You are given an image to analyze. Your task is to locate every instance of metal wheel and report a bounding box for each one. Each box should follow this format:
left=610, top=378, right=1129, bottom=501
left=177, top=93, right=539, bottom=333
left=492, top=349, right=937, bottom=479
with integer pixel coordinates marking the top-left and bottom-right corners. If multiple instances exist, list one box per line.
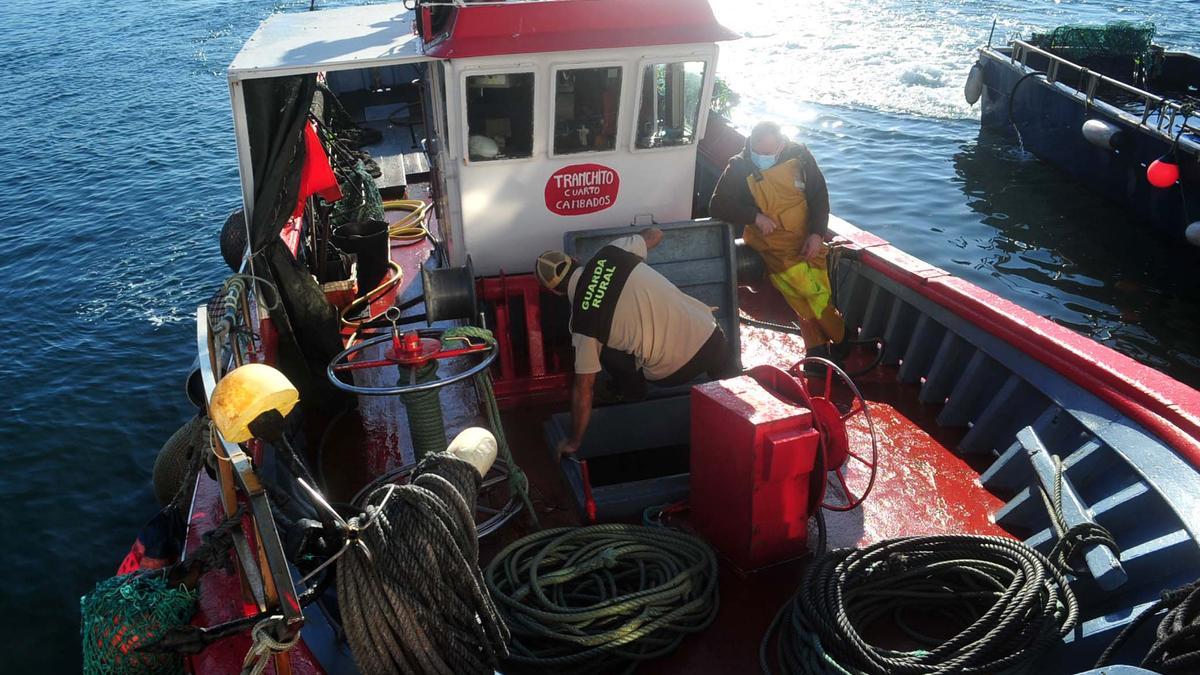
left=326, top=313, right=496, bottom=396
left=791, top=356, right=880, bottom=512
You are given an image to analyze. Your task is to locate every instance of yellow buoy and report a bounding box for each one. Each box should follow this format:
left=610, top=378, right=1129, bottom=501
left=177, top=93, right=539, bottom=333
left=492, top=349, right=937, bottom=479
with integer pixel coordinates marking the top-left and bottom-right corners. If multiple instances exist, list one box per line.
left=209, top=363, right=299, bottom=443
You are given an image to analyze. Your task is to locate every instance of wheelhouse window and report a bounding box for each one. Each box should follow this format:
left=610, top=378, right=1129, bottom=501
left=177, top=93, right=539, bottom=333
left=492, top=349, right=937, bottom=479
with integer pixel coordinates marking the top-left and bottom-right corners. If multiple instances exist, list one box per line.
left=553, top=66, right=622, bottom=155
left=635, top=61, right=706, bottom=149
left=465, top=72, right=534, bottom=161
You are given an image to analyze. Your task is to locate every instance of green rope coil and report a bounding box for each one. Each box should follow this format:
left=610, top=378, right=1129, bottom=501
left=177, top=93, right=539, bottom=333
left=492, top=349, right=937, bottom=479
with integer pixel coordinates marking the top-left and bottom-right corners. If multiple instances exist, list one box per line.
left=399, top=359, right=444, bottom=461
left=485, top=524, right=719, bottom=674
left=81, top=571, right=197, bottom=675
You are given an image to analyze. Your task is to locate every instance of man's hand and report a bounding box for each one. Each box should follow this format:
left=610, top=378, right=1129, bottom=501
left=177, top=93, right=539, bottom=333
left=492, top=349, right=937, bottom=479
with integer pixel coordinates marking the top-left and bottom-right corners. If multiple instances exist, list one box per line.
left=755, top=212, right=779, bottom=236
left=639, top=227, right=664, bottom=251
left=802, top=233, right=824, bottom=260
left=556, top=439, right=579, bottom=458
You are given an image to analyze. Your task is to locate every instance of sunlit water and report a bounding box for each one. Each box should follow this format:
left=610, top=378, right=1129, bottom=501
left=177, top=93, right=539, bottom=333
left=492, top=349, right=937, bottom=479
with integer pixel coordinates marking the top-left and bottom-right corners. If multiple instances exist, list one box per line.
left=0, top=0, right=1196, bottom=670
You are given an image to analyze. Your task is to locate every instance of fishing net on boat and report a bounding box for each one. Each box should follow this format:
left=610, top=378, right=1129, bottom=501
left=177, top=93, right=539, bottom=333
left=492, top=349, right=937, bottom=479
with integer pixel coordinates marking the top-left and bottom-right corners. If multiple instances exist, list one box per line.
left=1029, top=21, right=1156, bottom=61
left=80, top=571, right=197, bottom=675
left=330, top=160, right=385, bottom=229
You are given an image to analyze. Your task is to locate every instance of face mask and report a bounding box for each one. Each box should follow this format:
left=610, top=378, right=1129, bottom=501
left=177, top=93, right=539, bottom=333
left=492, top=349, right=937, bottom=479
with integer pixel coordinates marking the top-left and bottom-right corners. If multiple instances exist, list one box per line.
left=750, top=151, right=778, bottom=171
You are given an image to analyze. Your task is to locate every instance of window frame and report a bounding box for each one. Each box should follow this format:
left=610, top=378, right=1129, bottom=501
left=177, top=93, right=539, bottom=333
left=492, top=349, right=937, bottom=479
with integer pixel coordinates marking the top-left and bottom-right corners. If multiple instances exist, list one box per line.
left=459, top=65, right=538, bottom=165
left=546, top=61, right=626, bottom=159
left=629, top=56, right=712, bottom=154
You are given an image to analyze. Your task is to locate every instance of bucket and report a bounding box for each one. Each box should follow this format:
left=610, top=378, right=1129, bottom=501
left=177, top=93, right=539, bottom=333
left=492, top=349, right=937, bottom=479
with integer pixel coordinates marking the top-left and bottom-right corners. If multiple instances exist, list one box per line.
left=332, top=220, right=389, bottom=297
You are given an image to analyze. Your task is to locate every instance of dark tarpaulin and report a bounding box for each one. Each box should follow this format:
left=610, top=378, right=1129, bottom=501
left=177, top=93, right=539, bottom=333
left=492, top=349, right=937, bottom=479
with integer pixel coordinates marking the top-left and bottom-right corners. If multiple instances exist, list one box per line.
left=242, top=75, right=346, bottom=412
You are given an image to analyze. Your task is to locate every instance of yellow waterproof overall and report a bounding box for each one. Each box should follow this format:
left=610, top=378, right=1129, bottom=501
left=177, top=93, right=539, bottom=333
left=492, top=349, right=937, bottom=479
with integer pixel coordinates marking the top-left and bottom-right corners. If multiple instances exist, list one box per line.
left=744, top=158, right=845, bottom=345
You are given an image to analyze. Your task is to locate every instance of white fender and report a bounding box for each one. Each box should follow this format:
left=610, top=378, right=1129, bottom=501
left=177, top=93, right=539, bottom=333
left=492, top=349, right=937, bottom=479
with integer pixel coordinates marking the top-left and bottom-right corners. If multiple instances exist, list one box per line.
left=1186, top=221, right=1200, bottom=247
left=445, top=427, right=498, bottom=477
left=964, top=63, right=984, bottom=106
left=1082, top=118, right=1125, bottom=150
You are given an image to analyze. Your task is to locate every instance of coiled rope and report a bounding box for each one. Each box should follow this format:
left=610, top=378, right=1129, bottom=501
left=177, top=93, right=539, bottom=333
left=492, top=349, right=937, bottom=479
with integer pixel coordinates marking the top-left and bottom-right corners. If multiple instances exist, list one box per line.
left=399, top=359, right=446, bottom=461
left=337, top=453, right=510, bottom=675
left=485, top=524, right=719, bottom=674
left=1096, top=577, right=1200, bottom=673
left=761, top=534, right=1079, bottom=675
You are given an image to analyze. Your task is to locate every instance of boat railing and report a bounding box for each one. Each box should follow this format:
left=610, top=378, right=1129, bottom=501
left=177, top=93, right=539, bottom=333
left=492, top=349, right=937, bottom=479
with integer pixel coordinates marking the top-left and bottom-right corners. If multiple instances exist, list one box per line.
left=1007, top=39, right=1196, bottom=144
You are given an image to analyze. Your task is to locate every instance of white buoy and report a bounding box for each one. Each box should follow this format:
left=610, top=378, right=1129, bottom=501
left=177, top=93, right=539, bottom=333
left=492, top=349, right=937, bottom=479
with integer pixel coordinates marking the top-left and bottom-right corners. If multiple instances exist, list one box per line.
left=964, top=63, right=984, bottom=105
left=445, top=427, right=498, bottom=477
left=1082, top=118, right=1124, bottom=150
left=1186, top=221, right=1200, bottom=247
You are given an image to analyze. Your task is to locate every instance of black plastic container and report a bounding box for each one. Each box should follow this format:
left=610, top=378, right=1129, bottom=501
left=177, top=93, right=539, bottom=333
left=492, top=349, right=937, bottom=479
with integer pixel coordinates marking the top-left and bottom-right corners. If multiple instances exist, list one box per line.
left=332, top=219, right=389, bottom=297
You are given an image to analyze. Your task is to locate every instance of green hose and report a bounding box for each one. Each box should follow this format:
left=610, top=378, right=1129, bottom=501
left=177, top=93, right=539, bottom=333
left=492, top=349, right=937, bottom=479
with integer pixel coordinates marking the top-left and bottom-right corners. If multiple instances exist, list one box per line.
left=399, top=359, right=444, bottom=461
left=484, top=524, right=720, bottom=674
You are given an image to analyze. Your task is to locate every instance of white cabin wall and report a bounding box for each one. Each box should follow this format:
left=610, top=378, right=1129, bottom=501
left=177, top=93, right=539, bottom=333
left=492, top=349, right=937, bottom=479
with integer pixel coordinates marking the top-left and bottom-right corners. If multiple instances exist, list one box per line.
left=442, top=44, right=719, bottom=275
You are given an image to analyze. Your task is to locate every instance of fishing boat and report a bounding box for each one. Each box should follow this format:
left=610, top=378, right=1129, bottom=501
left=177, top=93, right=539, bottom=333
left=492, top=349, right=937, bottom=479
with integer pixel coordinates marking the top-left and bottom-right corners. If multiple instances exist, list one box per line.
left=82, top=2, right=1200, bottom=674
left=966, top=21, right=1200, bottom=246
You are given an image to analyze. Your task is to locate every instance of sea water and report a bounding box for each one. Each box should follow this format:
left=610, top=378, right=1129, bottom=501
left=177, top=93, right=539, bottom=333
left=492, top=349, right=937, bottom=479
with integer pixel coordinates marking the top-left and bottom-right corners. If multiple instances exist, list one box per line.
left=0, top=0, right=1197, bottom=669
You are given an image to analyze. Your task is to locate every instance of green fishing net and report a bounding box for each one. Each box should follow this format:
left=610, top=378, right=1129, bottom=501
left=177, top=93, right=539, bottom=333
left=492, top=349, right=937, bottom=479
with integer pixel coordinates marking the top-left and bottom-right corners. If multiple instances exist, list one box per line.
left=80, top=571, right=197, bottom=675
left=1029, top=21, right=1156, bottom=61
left=331, top=160, right=385, bottom=229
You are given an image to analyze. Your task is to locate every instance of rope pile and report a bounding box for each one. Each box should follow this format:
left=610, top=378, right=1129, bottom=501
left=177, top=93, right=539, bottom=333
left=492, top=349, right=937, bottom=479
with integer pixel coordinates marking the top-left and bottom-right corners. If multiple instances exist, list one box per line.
left=1096, top=578, right=1200, bottom=673
left=485, top=524, right=719, bottom=674
left=762, top=535, right=1079, bottom=675
left=337, top=453, right=509, bottom=675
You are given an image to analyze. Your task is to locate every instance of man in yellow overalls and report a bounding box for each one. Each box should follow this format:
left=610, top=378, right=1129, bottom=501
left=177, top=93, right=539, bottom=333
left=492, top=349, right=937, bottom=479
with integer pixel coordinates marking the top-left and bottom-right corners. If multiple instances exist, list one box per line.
left=709, top=121, right=845, bottom=352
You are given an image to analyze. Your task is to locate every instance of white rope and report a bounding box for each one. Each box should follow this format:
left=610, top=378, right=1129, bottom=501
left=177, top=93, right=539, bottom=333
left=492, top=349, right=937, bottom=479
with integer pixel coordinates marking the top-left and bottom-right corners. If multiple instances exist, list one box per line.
left=240, top=616, right=300, bottom=675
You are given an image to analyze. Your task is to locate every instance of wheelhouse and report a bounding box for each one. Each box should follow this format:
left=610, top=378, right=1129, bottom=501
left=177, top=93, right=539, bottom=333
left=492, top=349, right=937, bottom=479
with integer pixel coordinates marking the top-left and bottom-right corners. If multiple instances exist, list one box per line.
left=227, top=0, right=737, bottom=275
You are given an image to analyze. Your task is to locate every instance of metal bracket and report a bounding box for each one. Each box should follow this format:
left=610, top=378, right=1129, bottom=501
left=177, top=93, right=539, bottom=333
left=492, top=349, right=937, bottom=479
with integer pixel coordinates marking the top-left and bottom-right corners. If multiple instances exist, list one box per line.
left=1018, top=427, right=1128, bottom=590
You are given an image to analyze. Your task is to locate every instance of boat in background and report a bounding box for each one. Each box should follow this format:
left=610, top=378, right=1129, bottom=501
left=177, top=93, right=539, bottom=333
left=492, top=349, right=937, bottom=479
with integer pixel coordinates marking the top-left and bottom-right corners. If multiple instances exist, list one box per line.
left=968, top=22, right=1200, bottom=246
left=81, top=3, right=1200, bottom=674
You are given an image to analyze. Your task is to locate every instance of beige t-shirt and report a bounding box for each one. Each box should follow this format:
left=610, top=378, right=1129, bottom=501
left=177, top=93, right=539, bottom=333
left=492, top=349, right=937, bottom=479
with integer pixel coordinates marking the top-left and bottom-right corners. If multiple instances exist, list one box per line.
left=567, top=234, right=717, bottom=380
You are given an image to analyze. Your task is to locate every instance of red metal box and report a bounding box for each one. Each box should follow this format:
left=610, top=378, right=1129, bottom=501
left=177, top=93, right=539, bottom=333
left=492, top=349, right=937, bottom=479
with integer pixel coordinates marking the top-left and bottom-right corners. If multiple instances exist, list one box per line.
left=690, top=375, right=820, bottom=571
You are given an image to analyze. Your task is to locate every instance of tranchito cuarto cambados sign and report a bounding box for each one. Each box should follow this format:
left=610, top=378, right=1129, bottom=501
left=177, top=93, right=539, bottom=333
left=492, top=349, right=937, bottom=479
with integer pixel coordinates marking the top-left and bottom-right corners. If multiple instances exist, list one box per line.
left=545, top=163, right=620, bottom=216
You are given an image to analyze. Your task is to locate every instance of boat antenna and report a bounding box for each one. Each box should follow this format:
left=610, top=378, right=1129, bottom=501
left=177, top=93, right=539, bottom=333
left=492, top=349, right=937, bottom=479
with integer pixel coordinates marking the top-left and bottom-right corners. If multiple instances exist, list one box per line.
left=988, top=17, right=997, bottom=47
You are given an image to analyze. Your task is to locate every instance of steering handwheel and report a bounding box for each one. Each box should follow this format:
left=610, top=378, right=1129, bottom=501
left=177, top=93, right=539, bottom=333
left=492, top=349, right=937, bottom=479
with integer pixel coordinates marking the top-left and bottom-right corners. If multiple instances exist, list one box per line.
left=327, top=308, right=496, bottom=396
left=789, top=356, right=880, bottom=512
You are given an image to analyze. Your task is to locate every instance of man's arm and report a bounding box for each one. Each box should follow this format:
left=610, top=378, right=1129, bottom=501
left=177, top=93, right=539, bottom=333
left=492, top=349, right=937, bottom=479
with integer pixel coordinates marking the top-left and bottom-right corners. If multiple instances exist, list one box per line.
left=639, top=227, right=663, bottom=251
left=559, top=371, right=596, bottom=457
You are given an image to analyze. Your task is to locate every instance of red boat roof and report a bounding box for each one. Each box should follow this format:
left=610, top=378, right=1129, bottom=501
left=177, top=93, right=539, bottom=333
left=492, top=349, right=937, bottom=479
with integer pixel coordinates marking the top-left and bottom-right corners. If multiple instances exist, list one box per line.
left=423, top=0, right=740, bottom=59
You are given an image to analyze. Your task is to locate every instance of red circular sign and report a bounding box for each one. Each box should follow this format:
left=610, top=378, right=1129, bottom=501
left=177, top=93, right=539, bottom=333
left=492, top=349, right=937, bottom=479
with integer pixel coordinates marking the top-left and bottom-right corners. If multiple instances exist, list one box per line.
left=545, top=163, right=620, bottom=216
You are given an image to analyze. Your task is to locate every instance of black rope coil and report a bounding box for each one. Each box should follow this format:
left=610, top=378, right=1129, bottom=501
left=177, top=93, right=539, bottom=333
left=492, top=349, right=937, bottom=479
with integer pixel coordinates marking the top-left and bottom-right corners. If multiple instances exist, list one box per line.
left=485, top=524, right=719, bottom=674
left=762, top=535, right=1079, bottom=675
left=1096, top=577, right=1200, bottom=673
left=337, top=454, right=510, bottom=675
